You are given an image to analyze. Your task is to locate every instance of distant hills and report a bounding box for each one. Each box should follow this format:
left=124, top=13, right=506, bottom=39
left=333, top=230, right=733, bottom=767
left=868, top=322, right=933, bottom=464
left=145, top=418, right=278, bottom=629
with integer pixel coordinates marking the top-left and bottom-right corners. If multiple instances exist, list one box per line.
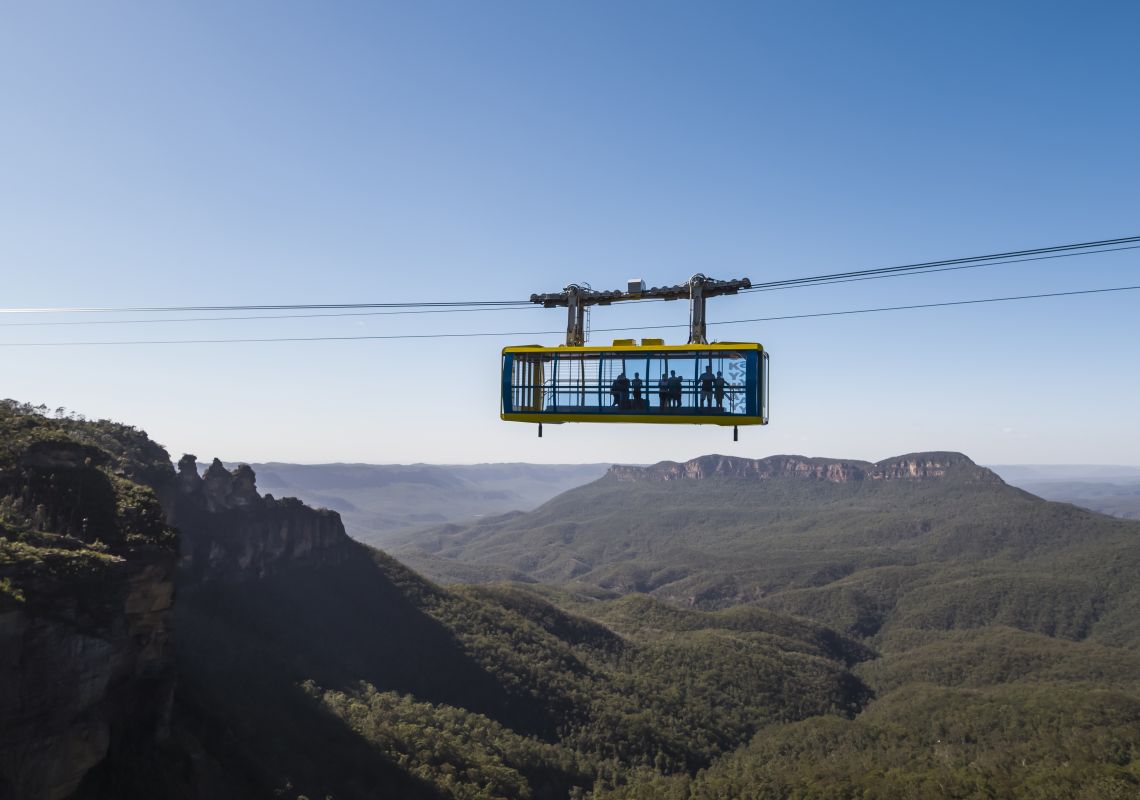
left=990, top=464, right=1140, bottom=520
left=391, top=451, right=1140, bottom=797
left=6, top=399, right=1139, bottom=799
left=1, top=402, right=867, bottom=798
left=211, top=461, right=1140, bottom=549
left=234, top=462, right=610, bottom=544
left=394, top=452, right=1140, bottom=646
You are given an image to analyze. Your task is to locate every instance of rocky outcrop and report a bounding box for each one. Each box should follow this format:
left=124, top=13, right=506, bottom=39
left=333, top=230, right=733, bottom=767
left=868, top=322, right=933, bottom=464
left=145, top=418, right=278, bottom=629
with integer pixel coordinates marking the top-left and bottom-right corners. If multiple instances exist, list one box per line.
left=609, top=452, right=1003, bottom=484
left=0, top=405, right=354, bottom=798
left=173, top=456, right=351, bottom=584
left=0, top=413, right=179, bottom=800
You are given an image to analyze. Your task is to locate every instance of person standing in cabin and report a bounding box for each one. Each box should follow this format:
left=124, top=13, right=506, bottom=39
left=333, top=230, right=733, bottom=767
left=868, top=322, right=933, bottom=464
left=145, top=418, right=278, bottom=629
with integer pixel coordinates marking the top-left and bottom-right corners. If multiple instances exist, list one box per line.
left=631, top=372, right=643, bottom=409
left=669, top=370, right=682, bottom=407
left=699, top=366, right=715, bottom=408
left=714, top=370, right=726, bottom=409
left=658, top=370, right=669, bottom=409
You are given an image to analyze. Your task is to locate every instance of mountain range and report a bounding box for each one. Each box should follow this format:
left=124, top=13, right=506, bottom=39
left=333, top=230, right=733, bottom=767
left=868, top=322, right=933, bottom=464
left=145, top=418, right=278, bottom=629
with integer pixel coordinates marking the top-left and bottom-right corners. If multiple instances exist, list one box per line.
left=3, top=402, right=1138, bottom=799
left=989, top=464, right=1140, bottom=520
left=393, top=452, right=1140, bottom=643
left=206, top=460, right=1140, bottom=551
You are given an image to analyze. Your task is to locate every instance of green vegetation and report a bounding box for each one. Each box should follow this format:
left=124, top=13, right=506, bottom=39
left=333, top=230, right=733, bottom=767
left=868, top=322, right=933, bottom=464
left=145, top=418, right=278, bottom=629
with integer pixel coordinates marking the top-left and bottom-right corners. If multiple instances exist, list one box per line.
left=5, top=401, right=1138, bottom=798
left=594, top=685, right=1140, bottom=799
left=0, top=400, right=176, bottom=606
left=175, top=546, right=868, bottom=799
left=395, top=465, right=1140, bottom=647
left=388, top=460, right=1140, bottom=797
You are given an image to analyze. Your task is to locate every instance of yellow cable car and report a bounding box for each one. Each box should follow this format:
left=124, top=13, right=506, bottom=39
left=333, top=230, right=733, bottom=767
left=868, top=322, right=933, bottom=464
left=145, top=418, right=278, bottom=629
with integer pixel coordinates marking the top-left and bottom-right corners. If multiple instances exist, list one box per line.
left=501, top=339, right=769, bottom=427
left=501, top=276, right=769, bottom=437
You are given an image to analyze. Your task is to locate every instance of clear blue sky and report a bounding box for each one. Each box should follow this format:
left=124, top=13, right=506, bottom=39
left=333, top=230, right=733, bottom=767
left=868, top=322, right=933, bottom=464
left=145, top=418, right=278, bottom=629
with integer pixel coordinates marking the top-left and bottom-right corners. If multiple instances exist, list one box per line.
left=2, top=1, right=1138, bottom=466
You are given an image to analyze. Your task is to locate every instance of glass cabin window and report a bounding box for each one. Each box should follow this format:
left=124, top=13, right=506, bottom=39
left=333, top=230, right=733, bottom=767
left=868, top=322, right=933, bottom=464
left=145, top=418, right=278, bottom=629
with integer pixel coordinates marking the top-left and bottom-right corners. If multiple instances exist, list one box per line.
left=504, top=350, right=759, bottom=417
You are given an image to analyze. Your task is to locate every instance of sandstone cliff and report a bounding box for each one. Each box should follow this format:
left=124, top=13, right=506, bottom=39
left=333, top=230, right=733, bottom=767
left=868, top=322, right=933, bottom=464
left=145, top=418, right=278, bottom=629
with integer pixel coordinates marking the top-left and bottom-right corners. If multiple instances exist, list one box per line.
left=609, top=451, right=1003, bottom=484
left=0, top=405, right=178, bottom=800
left=1, top=403, right=353, bottom=798
left=171, top=455, right=351, bottom=584
left=0, top=552, right=174, bottom=800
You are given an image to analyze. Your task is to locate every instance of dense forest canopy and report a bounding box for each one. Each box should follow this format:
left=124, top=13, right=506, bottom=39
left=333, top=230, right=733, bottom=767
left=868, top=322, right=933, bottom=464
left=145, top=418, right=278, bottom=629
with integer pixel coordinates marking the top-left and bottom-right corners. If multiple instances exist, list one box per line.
left=1, top=401, right=1138, bottom=799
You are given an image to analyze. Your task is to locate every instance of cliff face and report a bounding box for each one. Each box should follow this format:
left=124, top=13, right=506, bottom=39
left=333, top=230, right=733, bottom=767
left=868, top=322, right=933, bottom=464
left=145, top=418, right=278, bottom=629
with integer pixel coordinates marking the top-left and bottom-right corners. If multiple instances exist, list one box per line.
left=1, top=402, right=355, bottom=798
left=0, top=553, right=174, bottom=800
left=0, top=405, right=178, bottom=800
left=609, top=452, right=1003, bottom=484
left=172, top=456, right=351, bottom=584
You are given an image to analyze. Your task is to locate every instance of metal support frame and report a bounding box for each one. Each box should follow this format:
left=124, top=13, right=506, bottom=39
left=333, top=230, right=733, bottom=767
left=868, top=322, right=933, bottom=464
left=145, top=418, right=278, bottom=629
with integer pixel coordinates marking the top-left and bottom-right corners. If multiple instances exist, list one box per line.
left=688, top=273, right=709, bottom=345
left=565, top=285, right=585, bottom=347
left=531, top=275, right=750, bottom=346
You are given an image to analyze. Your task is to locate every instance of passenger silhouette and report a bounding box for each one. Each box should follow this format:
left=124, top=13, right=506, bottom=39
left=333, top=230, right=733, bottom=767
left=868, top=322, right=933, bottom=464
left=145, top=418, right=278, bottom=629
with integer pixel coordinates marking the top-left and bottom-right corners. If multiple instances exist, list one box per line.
left=699, top=366, right=715, bottom=408
left=714, top=370, right=726, bottom=409
left=631, top=372, right=643, bottom=409
left=611, top=372, right=630, bottom=409
left=669, top=370, right=682, bottom=407
left=658, top=371, right=669, bottom=409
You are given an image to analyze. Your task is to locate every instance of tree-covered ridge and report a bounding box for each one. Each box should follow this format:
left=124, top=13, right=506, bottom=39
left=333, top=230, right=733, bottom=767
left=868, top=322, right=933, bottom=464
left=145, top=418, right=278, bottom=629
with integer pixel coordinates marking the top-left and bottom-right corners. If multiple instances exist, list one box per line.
left=593, top=684, right=1139, bottom=799
left=4, top=400, right=1136, bottom=798
left=585, top=625, right=1140, bottom=799
left=0, top=400, right=176, bottom=609
left=176, top=545, right=870, bottom=799
left=384, top=460, right=1140, bottom=798
left=395, top=465, right=1140, bottom=645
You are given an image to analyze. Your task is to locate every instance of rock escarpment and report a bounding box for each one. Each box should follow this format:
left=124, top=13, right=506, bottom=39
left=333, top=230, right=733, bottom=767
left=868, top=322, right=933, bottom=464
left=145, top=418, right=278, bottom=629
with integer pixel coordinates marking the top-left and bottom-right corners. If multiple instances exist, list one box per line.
left=0, top=553, right=174, bottom=800
left=172, top=455, right=351, bottom=584
left=609, top=452, right=1003, bottom=484
left=0, top=403, right=353, bottom=798
left=0, top=406, right=178, bottom=800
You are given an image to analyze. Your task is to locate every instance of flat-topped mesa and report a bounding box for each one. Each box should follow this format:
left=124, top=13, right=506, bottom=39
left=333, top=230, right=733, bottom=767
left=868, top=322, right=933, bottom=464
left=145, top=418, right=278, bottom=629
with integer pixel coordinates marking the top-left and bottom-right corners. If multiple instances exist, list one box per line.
left=609, top=452, right=1003, bottom=484
left=869, top=452, right=1000, bottom=481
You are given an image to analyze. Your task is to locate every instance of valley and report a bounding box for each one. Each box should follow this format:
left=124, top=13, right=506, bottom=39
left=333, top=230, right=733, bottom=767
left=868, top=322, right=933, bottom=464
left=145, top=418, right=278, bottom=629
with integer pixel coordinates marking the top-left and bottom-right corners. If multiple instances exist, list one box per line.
left=240, top=462, right=610, bottom=544
left=1, top=402, right=1138, bottom=799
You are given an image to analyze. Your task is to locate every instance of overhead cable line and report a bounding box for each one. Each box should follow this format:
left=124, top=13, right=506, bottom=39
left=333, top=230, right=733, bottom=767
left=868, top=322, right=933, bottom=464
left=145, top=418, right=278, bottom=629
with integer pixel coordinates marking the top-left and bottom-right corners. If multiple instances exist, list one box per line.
left=7, top=243, right=1137, bottom=329
left=0, top=304, right=543, bottom=328
left=744, top=244, right=1140, bottom=293
left=2, top=284, right=1135, bottom=346
left=741, top=235, right=1140, bottom=292
left=0, top=299, right=532, bottom=315
left=2, top=234, right=1136, bottom=317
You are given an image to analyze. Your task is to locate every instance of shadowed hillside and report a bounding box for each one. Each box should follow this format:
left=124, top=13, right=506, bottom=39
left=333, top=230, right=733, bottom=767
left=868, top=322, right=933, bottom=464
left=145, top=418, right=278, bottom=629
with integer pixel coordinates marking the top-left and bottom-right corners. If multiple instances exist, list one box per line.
left=173, top=544, right=871, bottom=799
left=5, top=404, right=1138, bottom=799
left=0, top=403, right=872, bottom=799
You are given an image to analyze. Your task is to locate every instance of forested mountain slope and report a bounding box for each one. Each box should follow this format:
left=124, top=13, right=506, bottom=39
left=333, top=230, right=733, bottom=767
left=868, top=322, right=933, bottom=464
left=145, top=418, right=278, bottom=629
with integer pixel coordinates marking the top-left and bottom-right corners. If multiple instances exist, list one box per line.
left=395, top=453, right=1140, bottom=647
left=0, top=402, right=870, bottom=799
left=0, top=401, right=178, bottom=800
left=390, top=452, right=1140, bottom=798
left=4, top=403, right=1137, bottom=799
left=176, top=547, right=870, bottom=799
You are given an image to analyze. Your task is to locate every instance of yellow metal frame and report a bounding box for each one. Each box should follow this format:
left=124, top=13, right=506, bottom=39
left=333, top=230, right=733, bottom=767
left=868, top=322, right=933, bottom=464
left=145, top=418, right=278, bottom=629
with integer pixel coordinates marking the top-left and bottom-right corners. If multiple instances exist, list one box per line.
left=501, top=342, right=766, bottom=426
left=501, top=412, right=763, bottom=426
left=503, top=342, right=763, bottom=355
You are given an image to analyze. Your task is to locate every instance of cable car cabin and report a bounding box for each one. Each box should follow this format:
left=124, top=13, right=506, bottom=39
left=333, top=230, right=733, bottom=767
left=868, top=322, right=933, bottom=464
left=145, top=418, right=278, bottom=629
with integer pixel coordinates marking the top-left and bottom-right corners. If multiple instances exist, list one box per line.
left=501, top=340, right=769, bottom=427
